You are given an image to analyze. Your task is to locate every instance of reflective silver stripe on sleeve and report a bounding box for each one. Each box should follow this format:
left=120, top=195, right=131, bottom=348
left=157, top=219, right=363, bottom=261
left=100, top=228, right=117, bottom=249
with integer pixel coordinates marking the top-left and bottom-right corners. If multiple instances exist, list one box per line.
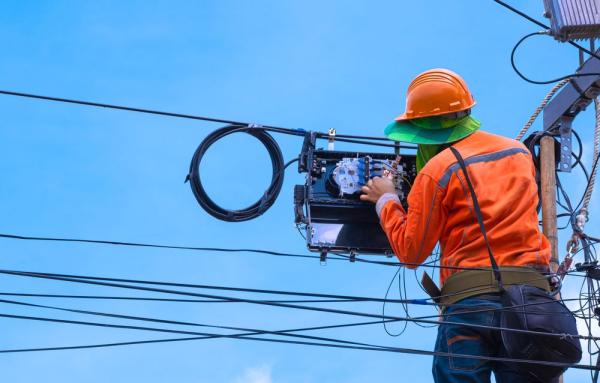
left=376, top=192, right=401, bottom=218
left=438, top=147, right=530, bottom=188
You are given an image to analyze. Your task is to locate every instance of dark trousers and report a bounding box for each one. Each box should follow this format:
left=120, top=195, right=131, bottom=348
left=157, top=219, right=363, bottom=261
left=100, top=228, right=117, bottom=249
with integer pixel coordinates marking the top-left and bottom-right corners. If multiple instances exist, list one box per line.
left=432, top=295, right=558, bottom=383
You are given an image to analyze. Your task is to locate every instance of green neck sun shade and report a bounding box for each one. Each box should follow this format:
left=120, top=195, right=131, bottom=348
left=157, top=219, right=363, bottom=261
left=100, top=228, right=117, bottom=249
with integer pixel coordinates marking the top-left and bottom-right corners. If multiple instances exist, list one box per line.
left=384, top=115, right=481, bottom=145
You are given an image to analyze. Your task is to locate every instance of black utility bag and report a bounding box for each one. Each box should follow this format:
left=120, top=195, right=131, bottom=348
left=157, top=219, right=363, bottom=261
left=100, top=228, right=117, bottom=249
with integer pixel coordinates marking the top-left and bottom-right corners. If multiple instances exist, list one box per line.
left=450, top=147, right=582, bottom=381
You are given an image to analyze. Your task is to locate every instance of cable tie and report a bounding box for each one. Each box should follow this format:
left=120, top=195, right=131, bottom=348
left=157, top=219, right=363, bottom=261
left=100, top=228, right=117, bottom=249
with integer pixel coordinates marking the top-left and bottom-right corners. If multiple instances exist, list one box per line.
left=409, top=299, right=430, bottom=305
left=248, top=123, right=263, bottom=129
left=559, top=333, right=573, bottom=340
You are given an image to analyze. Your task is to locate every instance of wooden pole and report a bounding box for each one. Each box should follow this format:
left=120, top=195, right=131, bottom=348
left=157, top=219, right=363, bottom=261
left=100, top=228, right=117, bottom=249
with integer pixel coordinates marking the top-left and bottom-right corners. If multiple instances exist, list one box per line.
left=540, top=135, right=563, bottom=383
left=540, top=136, right=559, bottom=273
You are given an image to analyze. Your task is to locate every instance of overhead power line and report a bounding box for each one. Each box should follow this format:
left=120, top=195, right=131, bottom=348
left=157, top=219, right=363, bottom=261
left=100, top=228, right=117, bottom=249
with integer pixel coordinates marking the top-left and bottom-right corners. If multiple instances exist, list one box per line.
left=3, top=231, right=596, bottom=274
left=1, top=268, right=595, bottom=341
left=0, top=307, right=597, bottom=371
left=0, top=272, right=584, bottom=320
left=0, top=90, right=416, bottom=149
left=0, top=298, right=399, bottom=349
left=0, top=232, right=399, bottom=266
left=0, top=292, right=367, bottom=304
left=0, top=90, right=270, bottom=127
left=0, top=268, right=427, bottom=304
left=0, top=266, right=583, bottom=305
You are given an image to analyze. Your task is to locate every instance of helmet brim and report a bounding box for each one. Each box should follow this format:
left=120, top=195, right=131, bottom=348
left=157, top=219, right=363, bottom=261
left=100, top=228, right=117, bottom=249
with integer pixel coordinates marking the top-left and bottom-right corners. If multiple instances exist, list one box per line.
left=384, top=115, right=481, bottom=144
left=394, top=101, right=476, bottom=122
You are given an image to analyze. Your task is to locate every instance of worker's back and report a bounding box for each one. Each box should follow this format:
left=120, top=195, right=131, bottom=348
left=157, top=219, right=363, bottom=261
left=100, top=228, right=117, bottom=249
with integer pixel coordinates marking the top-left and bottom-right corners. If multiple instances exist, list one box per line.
left=421, top=130, right=551, bottom=283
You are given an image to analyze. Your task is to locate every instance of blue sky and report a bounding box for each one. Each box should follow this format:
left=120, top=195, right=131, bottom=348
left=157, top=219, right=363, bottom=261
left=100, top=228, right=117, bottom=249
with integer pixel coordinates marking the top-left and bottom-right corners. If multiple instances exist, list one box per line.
left=0, top=1, right=598, bottom=382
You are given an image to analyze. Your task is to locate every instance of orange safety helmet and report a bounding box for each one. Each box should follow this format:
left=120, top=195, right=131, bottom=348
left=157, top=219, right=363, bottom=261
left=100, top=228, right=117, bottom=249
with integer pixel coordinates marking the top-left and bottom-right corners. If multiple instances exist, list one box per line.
left=395, top=68, right=476, bottom=121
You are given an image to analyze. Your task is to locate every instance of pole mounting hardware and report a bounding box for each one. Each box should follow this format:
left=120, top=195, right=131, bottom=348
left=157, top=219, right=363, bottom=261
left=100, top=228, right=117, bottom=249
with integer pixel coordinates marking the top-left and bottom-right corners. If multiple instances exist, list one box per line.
left=558, top=115, right=574, bottom=172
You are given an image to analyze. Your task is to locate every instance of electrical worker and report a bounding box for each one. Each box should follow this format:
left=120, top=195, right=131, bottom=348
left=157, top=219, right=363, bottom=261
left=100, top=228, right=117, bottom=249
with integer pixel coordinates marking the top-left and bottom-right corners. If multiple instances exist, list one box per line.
left=360, top=68, right=553, bottom=383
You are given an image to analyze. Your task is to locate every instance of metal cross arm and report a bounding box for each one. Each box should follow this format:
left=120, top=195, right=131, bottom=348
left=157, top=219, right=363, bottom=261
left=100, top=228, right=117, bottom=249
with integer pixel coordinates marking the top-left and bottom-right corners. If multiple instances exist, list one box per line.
left=543, top=49, right=600, bottom=172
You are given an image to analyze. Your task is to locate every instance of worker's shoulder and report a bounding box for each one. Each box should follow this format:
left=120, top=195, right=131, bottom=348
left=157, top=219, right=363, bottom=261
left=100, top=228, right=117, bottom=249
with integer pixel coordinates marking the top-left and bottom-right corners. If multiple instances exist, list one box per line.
left=458, top=130, right=528, bottom=153
left=420, top=130, right=530, bottom=185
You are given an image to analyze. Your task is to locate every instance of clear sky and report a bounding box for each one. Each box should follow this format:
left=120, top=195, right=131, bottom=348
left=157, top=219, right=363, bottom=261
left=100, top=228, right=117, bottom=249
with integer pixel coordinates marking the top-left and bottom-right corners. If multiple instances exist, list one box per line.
left=0, top=1, right=598, bottom=382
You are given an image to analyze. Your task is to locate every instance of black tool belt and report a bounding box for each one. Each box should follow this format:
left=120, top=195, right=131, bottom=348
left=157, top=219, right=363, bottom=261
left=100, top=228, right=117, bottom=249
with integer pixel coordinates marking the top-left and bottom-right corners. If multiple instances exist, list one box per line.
left=439, top=266, right=550, bottom=306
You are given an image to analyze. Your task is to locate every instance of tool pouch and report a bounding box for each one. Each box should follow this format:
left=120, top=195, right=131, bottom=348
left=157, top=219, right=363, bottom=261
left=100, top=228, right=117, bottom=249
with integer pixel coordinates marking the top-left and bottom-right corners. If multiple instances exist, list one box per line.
left=449, top=146, right=582, bottom=380
left=500, top=284, right=581, bottom=380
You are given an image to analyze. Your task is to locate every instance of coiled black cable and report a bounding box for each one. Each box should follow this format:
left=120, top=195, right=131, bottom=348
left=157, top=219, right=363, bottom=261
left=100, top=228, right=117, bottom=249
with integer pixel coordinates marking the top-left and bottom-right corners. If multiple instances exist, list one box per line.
left=186, top=124, right=288, bottom=222
left=511, top=31, right=600, bottom=85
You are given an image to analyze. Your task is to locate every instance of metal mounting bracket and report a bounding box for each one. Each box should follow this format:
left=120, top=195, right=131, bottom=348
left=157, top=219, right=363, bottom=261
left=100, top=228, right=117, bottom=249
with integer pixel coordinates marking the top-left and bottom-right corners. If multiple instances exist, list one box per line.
left=349, top=250, right=357, bottom=263
left=319, top=249, right=327, bottom=265
left=558, top=116, right=574, bottom=173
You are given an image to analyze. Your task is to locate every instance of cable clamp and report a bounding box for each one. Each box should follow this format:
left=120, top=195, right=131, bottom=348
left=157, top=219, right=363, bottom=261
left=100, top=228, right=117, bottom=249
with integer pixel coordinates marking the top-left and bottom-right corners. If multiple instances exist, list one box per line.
left=327, top=128, right=336, bottom=151
left=575, top=208, right=589, bottom=232
left=248, top=123, right=263, bottom=129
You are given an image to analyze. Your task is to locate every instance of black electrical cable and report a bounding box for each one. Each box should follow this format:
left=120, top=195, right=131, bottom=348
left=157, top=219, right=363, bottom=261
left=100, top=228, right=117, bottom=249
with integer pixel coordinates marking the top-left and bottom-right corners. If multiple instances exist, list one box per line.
left=2, top=229, right=594, bottom=275
left=314, top=134, right=401, bottom=148
left=0, top=298, right=400, bottom=349
left=0, top=307, right=594, bottom=373
left=0, top=232, right=358, bottom=262
left=2, top=329, right=598, bottom=372
left=0, top=267, right=432, bottom=304
left=0, top=332, right=402, bottom=356
left=1, top=301, right=599, bottom=371
left=0, top=292, right=366, bottom=304
left=0, top=269, right=422, bottom=304
left=3, top=299, right=598, bottom=371
left=585, top=234, right=600, bottom=243
left=0, top=311, right=397, bottom=352
left=511, top=31, right=600, bottom=85
left=0, top=90, right=271, bottom=126
left=557, top=175, right=576, bottom=215
left=0, top=90, right=417, bottom=149
left=493, top=0, right=600, bottom=61
left=3, top=268, right=595, bottom=340
left=382, top=267, right=408, bottom=337
left=0, top=267, right=580, bottom=305
left=495, top=0, right=600, bottom=85
left=572, top=129, right=590, bottom=182
left=186, top=124, right=288, bottom=221
left=573, top=149, right=600, bottom=214
left=0, top=283, right=578, bottom=321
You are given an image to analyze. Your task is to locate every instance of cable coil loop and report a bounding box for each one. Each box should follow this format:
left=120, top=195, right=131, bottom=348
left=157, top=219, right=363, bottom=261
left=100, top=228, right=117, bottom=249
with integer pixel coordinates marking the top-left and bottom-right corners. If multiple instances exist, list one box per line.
left=187, top=124, right=285, bottom=222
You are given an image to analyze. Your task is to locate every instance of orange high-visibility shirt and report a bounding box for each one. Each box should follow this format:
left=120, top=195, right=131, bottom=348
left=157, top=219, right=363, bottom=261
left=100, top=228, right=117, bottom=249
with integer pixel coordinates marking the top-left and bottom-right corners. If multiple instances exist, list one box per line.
left=376, top=130, right=551, bottom=286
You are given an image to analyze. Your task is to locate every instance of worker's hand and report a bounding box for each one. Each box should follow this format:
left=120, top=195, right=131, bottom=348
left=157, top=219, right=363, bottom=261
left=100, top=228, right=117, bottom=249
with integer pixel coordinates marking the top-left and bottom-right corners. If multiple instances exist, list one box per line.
left=360, top=176, right=396, bottom=203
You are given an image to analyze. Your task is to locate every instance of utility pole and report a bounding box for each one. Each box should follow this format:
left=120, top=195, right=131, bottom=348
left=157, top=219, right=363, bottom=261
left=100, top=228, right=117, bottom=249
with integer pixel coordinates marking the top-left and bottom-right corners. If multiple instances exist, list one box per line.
left=540, top=136, right=559, bottom=273
left=540, top=135, right=563, bottom=382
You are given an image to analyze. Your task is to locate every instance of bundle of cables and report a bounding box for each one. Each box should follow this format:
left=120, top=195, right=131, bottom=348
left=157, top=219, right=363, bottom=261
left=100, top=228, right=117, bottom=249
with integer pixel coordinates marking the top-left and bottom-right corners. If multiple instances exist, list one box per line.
left=186, top=124, right=289, bottom=222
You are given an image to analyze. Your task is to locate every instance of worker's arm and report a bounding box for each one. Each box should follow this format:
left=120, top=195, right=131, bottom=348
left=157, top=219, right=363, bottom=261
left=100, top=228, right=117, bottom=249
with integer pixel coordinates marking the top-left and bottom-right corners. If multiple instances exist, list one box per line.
left=364, top=174, right=446, bottom=268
